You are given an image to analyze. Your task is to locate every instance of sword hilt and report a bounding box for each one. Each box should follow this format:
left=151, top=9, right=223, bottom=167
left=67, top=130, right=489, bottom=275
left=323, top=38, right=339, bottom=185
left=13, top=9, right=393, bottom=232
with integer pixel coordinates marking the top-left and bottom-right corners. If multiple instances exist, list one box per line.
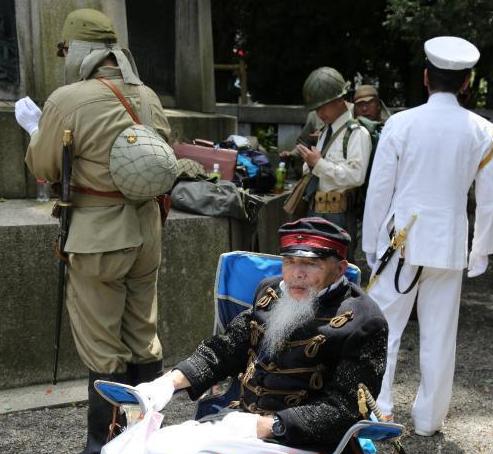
left=358, top=384, right=407, bottom=454
left=62, top=129, right=72, bottom=146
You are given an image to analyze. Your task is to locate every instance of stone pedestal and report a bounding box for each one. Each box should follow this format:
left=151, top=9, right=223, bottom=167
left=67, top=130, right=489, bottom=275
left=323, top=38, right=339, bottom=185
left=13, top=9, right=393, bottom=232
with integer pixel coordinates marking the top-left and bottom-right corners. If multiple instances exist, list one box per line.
left=0, top=202, right=230, bottom=388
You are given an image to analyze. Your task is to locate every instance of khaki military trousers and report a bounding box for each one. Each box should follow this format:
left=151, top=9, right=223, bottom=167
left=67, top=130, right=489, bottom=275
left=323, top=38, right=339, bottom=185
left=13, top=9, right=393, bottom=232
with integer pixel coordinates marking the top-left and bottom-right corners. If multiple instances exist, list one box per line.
left=66, top=206, right=163, bottom=374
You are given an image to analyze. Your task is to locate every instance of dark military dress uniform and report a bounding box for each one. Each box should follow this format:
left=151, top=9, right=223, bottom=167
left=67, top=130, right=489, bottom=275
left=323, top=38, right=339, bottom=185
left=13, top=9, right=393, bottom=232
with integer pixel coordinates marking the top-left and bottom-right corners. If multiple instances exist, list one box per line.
left=176, top=276, right=388, bottom=453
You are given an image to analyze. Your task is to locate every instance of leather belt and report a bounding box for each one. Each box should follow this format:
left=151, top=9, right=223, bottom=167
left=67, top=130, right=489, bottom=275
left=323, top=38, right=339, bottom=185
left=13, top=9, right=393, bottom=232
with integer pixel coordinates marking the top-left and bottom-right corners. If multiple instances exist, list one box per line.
left=71, top=186, right=124, bottom=198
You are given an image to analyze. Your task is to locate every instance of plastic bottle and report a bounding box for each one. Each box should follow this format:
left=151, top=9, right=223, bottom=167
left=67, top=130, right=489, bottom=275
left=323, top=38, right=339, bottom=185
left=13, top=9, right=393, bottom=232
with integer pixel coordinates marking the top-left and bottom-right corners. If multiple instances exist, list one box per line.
left=210, top=163, right=222, bottom=181
left=36, top=178, right=50, bottom=202
left=274, top=161, right=286, bottom=193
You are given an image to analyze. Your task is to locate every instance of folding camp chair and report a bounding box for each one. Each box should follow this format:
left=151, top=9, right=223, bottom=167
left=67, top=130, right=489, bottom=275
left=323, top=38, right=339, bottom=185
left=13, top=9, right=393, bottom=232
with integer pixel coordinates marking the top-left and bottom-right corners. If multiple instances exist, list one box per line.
left=196, top=251, right=404, bottom=454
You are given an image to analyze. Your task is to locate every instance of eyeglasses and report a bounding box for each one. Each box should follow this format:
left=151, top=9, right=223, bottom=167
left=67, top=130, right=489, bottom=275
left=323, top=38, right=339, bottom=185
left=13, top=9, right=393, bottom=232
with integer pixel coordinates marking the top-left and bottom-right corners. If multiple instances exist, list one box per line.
left=56, top=42, right=69, bottom=57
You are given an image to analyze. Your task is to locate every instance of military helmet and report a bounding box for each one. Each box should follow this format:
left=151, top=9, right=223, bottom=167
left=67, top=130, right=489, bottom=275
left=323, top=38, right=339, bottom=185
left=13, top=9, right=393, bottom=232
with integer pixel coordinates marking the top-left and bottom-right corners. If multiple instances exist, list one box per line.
left=109, top=125, right=178, bottom=201
left=303, top=67, right=349, bottom=111
left=62, top=8, right=117, bottom=43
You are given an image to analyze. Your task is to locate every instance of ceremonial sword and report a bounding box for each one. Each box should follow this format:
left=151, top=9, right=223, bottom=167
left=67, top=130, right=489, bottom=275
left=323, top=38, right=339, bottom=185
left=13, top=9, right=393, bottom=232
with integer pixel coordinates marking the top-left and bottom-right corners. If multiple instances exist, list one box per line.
left=366, top=214, right=417, bottom=292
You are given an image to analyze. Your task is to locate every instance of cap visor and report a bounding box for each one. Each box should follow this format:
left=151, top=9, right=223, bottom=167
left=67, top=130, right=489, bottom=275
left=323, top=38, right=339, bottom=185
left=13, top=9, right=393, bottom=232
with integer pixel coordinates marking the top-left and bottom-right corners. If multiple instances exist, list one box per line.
left=354, top=96, right=375, bottom=103
left=280, top=250, right=322, bottom=258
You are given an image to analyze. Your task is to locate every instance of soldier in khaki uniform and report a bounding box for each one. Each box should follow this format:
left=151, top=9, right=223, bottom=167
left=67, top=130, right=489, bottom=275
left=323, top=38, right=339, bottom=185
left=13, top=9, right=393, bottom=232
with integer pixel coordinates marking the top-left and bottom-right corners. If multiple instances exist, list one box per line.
left=353, top=84, right=391, bottom=123
left=17, top=9, right=171, bottom=454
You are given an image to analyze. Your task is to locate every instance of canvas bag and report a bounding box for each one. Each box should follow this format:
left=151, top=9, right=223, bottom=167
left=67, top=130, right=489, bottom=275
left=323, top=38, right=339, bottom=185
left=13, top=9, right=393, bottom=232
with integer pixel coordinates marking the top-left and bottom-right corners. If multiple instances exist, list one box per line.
left=171, top=180, right=247, bottom=220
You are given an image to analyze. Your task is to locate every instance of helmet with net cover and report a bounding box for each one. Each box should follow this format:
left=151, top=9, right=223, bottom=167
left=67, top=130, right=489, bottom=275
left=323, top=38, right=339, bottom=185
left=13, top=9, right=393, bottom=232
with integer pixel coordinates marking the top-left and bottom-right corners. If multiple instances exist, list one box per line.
left=109, top=124, right=178, bottom=201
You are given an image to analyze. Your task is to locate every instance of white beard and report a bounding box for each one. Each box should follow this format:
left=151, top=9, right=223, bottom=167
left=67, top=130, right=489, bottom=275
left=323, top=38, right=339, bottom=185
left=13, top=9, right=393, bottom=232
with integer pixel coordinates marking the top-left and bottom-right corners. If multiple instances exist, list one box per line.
left=260, top=287, right=319, bottom=358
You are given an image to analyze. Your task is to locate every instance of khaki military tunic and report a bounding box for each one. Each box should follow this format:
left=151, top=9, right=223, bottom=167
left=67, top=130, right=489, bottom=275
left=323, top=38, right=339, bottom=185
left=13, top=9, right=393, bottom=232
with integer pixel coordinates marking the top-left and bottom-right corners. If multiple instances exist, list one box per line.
left=25, top=66, right=171, bottom=373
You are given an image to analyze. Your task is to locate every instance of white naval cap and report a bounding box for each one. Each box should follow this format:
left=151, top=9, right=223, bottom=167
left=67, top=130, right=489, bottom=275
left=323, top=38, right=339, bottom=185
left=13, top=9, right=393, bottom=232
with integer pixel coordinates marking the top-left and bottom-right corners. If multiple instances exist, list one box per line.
left=425, top=36, right=479, bottom=71
left=425, top=36, right=480, bottom=70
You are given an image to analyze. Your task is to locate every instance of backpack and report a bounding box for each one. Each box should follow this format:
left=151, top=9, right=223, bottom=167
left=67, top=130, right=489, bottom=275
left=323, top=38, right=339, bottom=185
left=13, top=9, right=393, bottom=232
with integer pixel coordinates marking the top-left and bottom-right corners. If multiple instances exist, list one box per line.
left=342, top=116, right=383, bottom=219
left=220, top=139, right=276, bottom=194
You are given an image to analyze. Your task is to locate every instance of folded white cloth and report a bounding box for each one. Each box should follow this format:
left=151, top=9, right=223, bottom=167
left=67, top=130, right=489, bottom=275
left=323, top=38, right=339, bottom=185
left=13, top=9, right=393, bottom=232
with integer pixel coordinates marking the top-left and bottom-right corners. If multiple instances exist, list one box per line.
left=15, top=96, right=41, bottom=136
left=135, top=373, right=175, bottom=412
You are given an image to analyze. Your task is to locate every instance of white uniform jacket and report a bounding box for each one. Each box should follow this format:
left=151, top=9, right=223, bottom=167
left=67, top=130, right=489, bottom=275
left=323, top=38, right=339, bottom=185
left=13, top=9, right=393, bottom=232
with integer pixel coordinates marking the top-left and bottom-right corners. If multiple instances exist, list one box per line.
left=303, top=108, right=372, bottom=192
left=363, top=92, right=493, bottom=270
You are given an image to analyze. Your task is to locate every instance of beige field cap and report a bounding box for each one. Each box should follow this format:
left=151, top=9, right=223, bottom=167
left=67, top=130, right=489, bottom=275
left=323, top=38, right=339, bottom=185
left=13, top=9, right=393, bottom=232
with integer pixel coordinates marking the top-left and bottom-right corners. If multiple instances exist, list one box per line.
left=354, top=85, right=379, bottom=103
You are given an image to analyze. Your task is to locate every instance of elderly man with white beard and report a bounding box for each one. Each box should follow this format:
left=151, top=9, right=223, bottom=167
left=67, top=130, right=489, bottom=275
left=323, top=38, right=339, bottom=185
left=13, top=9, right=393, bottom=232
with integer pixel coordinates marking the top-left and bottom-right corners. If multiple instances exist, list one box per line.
left=135, top=218, right=388, bottom=454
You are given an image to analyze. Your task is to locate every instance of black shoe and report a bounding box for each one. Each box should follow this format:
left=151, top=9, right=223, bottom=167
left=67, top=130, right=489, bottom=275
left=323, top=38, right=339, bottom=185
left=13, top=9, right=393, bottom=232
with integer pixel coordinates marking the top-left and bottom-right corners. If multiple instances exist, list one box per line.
left=127, top=360, right=164, bottom=386
left=80, top=370, right=128, bottom=454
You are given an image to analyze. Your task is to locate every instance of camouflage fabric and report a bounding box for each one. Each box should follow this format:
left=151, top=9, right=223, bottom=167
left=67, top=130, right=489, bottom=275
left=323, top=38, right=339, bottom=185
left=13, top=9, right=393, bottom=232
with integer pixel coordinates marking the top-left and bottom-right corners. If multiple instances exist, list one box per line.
left=110, top=124, right=178, bottom=200
left=176, top=158, right=207, bottom=179
left=303, top=67, right=350, bottom=111
left=62, top=8, right=117, bottom=43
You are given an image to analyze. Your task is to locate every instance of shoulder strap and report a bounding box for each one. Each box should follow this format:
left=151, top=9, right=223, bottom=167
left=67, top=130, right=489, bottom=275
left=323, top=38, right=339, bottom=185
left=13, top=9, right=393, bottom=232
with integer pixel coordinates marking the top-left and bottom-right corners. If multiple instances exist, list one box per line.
left=320, top=122, right=349, bottom=158
left=342, top=119, right=361, bottom=160
left=479, top=145, right=493, bottom=171
left=96, top=77, right=141, bottom=125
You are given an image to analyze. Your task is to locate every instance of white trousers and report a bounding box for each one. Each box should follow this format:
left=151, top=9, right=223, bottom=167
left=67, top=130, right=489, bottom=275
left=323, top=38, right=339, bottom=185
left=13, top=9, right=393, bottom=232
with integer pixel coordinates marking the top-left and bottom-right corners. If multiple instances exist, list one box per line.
left=369, top=253, right=462, bottom=433
left=144, top=419, right=317, bottom=454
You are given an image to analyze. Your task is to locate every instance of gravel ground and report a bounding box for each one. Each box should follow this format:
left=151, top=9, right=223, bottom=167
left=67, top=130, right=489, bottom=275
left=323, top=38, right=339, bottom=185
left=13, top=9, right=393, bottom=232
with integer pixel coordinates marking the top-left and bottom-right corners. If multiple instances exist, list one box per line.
left=0, top=270, right=491, bottom=454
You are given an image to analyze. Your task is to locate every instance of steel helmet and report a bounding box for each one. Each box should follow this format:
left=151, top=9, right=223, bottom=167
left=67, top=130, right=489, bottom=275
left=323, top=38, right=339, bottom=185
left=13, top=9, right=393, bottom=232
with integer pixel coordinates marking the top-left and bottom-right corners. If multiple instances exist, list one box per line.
left=109, top=125, right=178, bottom=201
left=303, top=67, right=349, bottom=110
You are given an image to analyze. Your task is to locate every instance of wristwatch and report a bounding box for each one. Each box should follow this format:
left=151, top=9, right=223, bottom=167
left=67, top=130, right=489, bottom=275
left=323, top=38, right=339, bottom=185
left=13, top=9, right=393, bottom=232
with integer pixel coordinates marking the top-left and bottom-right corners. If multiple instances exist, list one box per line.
left=272, top=415, right=286, bottom=437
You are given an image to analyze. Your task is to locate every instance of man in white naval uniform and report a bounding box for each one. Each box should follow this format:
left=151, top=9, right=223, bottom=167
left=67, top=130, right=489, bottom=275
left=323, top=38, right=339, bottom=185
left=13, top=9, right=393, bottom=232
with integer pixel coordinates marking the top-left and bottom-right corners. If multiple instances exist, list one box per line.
left=362, top=36, right=493, bottom=436
left=297, top=67, right=372, bottom=259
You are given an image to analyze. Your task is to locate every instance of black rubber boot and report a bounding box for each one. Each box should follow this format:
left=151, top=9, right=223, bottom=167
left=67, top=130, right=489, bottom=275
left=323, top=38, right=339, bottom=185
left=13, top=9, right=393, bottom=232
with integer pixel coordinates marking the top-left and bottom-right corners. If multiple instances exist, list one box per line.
left=127, top=360, right=164, bottom=386
left=80, top=370, right=128, bottom=454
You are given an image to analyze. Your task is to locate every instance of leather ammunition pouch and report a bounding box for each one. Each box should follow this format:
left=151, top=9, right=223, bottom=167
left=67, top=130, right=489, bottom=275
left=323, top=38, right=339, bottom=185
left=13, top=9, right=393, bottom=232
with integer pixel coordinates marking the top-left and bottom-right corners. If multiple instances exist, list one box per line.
left=314, top=190, right=348, bottom=213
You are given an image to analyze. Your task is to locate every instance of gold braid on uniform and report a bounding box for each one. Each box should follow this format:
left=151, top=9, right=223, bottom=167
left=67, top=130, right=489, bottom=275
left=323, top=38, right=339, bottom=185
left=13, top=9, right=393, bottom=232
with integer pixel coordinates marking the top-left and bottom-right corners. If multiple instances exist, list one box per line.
left=284, top=334, right=327, bottom=358
left=255, top=287, right=279, bottom=309
left=249, top=320, right=265, bottom=346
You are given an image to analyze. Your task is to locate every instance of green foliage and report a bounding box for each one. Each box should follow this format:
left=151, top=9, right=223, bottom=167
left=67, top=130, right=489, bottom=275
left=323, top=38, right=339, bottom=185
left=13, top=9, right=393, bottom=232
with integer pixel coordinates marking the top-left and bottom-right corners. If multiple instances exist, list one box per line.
left=385, top=0, right=493, bottom=106
left=211, top=0, right=493, bottom=107
left=385, top=0, right=493, bottom=66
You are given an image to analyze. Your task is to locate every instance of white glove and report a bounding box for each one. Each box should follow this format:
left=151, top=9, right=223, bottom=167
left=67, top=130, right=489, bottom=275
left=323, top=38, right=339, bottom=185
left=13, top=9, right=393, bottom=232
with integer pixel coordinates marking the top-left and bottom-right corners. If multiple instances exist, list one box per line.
left=467, top=251, right=489, bottom=278
left=15, top=96, right=41, bottom=135
left=135, top=373, right=175, bottom=412
left=366, top=253, right=377, bottom=270
left=220, top=411, right=259, bottom=439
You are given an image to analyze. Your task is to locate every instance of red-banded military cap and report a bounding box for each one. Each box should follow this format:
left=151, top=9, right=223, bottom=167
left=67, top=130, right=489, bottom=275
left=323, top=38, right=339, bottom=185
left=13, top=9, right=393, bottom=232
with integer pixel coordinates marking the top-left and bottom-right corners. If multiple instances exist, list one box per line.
left=279, top=217, right=351, bottom=259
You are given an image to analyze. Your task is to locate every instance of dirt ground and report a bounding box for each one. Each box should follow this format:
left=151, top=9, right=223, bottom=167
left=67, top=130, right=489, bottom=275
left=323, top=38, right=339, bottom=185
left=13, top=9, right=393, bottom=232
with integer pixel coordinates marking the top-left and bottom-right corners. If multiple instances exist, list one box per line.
left=0, top=269, right=491, bottom=454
